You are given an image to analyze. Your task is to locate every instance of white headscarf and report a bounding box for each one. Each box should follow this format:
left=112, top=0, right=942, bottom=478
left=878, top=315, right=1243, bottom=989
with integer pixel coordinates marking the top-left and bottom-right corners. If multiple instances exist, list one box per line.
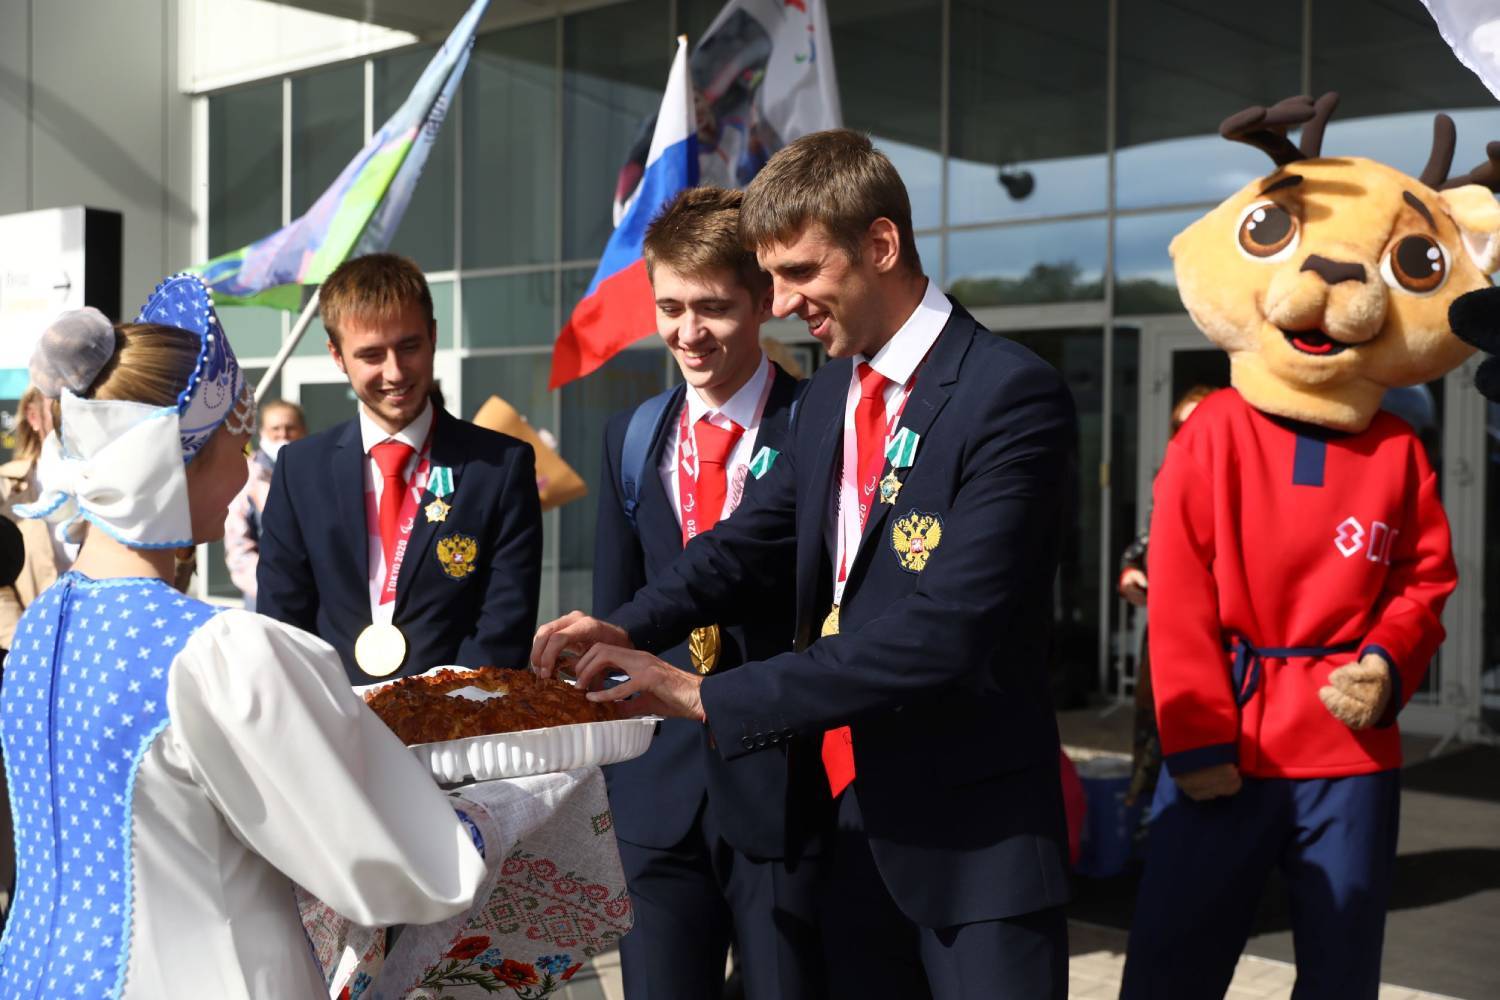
left=17, top=391, right=193, bottom=549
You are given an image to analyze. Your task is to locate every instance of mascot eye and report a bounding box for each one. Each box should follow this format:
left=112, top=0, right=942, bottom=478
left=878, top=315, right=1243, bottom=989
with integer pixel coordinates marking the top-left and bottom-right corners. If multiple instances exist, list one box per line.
left=1235, top=201, right=1299, bottom=261
left=1380, top=234, right=1449, bottom=296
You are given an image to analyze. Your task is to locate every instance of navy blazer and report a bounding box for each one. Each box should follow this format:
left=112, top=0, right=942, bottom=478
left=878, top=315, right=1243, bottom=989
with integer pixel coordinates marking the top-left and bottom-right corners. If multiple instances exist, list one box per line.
left=610, top=303, right=1075, bottom=927
left=594, top=364, right=829, bottom=861
left=258, top=406, right=543, bottom=684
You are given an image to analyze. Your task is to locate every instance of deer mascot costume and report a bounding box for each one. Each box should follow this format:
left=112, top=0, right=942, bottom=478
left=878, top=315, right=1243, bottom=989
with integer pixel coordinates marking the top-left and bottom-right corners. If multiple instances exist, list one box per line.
left=1120, top=94, right=1499, bottom=998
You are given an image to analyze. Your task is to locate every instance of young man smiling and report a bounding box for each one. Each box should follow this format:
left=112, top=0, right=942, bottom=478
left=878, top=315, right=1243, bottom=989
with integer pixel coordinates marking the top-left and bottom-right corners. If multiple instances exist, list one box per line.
left=534, top=131, right=1076, bottom=999
left=258, top=253, right=542, bottom=683
left=592, top=187, right=827, bottom=1000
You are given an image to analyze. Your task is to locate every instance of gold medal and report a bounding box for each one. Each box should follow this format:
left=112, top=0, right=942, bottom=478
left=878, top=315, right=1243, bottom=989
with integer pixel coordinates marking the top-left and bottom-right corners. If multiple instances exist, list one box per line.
left=355, top=622, right=408, bottom=677
left=689, top=624, right=721, bottom=674
left=821, top=605, right=840, bottom=637
left=878, top=471, right=902, bottom=505
left=424, top=497, right=450, bottom=523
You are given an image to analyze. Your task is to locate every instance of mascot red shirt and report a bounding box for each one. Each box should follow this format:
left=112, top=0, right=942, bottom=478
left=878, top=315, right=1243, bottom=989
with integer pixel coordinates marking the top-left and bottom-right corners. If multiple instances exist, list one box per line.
left=1151, top=392, right=1453, bottom=777
left=1122, top=93, right=1498, bottom=1000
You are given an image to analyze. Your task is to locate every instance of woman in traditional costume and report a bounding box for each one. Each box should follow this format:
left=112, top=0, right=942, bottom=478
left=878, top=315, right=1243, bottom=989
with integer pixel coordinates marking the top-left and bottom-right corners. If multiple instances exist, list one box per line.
left=0, top=275, right=486, bottom=998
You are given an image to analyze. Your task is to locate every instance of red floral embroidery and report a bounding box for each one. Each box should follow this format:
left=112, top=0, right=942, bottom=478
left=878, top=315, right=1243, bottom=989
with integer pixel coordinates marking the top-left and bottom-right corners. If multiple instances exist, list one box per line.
left=495, top=959, right=540, bottom=989
left=447, top=935, right=491, bottom=960
left=561, top=962, right=584, bottom=982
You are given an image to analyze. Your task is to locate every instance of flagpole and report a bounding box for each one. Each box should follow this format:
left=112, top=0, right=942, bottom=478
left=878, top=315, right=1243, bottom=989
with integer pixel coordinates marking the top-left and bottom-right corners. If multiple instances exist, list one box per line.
left=255, top=289, right=321, bottom=404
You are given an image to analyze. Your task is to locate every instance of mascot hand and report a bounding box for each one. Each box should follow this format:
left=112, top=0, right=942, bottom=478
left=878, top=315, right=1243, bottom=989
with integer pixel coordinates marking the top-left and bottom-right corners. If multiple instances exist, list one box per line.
left=1318, top=654, right=1392, bottom=730
left=1174, top=763, right=1242, bottom=801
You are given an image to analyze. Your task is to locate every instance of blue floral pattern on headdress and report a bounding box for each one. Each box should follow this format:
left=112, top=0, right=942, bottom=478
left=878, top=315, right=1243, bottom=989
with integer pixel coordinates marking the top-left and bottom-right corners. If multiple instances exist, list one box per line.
left=135, top=273, right=250, bottom=462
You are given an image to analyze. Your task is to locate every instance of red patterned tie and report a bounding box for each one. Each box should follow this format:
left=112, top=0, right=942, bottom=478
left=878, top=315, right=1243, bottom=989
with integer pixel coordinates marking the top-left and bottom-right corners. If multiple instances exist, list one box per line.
left=371, top=440, right=415, bottom=569
left=823, top=362, right=892, bottom=797
left=693, top=417, right=745, bottom=530
left=852, top=362, right=891, bottom=526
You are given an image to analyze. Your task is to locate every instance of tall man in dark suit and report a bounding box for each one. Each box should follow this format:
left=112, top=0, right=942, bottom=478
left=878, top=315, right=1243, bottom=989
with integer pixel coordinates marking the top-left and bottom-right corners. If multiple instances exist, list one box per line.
left=534, top=131, right=1075, bottom=999
left=259, top=253, right=541, bottom=683
left=594, top=187, right=828, bottom=1000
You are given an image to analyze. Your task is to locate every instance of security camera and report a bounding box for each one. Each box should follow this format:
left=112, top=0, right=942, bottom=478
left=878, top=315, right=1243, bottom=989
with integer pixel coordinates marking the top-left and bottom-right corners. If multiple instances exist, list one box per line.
left=997, top=166, right=1035, bottom=200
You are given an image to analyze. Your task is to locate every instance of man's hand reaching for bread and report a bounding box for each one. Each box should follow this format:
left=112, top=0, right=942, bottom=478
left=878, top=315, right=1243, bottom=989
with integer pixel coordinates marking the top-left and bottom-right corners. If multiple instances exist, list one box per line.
left=530, top=611, right=632, bottom=680
left=572, top=646, right=707, bottom=722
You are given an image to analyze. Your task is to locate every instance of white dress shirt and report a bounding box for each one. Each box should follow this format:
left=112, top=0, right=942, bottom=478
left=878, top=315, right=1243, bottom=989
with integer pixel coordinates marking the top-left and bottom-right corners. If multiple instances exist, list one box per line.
left=657, top=353, right=773, bottom=528
left=121, top=611, right=485, bottom=999
left=359, top=401, right=435, bottom=614
left=828, top=280, right=953, bottom=592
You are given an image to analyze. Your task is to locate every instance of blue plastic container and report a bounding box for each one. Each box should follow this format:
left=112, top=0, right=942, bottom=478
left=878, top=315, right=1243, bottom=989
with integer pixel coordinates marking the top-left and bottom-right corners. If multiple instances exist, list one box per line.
left=1074, top=756, right=1144, bottom=878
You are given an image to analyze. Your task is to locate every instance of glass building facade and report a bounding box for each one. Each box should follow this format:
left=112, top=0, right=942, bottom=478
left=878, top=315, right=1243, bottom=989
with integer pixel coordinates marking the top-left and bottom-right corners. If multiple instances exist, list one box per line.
left=204, top=0, right=1500, bottom=738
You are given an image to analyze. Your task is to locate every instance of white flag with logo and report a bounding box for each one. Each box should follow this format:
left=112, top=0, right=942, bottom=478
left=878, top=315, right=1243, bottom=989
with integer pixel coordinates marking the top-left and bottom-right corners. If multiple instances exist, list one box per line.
left=1420, top=0, right=1500, bottom=102
left=613, top=0, right=842, bottom=222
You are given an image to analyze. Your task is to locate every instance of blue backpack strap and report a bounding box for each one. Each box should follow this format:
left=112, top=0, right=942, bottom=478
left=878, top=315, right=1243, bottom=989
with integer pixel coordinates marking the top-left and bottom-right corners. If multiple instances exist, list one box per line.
left=620, top=386, right=678, bottom=531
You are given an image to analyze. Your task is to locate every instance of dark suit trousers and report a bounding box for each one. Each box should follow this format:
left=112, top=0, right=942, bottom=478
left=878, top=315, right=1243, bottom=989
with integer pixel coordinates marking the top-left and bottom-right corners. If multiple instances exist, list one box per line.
left=616, top=798, right=825, bottom=1000
left=822, top=788, right=1067, bottom=1000
left=1120, top=771, right=1399, bottom=1000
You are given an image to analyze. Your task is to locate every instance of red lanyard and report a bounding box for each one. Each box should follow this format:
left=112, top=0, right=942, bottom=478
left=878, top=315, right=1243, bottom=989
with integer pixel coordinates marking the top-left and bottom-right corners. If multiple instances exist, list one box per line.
left=376, top=434, right=433, bottom=608
left=677, top=403, right=705, bottom=544
left=674, top=361, right=773, bottom=545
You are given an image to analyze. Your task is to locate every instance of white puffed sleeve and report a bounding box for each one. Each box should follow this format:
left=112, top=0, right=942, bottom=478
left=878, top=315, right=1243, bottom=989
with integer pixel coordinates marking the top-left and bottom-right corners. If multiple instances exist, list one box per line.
left=165, top=609, right=486, bottom=926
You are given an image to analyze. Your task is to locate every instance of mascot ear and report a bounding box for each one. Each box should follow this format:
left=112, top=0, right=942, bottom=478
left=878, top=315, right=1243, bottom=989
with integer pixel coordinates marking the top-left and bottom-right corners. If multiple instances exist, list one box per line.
left=1438, top=184, right=1500, bottom=273
left=1448, top=285, right=1500, bottom=401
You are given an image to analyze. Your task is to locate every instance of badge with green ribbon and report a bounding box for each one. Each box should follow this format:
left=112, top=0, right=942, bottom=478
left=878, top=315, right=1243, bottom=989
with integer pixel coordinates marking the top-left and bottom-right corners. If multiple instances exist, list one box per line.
left=886, top=428, right=920, bottom=469
left=425, top=465, right=456, bottom=523
left=748, top=446, right=780, bottom=479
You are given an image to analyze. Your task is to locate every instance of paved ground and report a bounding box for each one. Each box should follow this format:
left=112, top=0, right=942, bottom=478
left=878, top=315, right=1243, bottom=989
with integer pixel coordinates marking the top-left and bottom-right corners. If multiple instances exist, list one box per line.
left=556, top=707, right=1497, bottom=999
left=1060, top=709, right=1500, bottom=1000
left=555, top=921, right=1463, bottom=999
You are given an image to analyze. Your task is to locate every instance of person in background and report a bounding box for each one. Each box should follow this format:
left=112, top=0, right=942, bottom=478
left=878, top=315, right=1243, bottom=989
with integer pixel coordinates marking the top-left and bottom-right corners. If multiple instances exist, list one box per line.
left=224, top=400, right=307, bottom=610
left=1119, top=385, right=1214, bottom=808
left=0, top=387, right=62, bottom=651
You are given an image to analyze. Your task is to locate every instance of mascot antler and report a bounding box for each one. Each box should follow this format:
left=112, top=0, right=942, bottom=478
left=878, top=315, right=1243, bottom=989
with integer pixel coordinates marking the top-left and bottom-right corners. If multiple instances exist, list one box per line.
left=1219, top=92, right=1341, bottom=165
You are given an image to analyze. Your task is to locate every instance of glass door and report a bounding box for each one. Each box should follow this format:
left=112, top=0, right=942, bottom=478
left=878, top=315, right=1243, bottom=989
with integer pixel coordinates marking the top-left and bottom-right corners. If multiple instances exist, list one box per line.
left=1118, top=322, right=1229, bottom=705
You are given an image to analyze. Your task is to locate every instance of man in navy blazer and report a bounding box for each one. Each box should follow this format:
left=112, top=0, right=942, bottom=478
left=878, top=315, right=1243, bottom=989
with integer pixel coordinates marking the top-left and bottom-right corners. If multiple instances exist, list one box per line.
left=259, top=254, right=541, bottom=683
left=594, top=188, right=829, bottom=999
left=535, top=132, right=1074, bottom=999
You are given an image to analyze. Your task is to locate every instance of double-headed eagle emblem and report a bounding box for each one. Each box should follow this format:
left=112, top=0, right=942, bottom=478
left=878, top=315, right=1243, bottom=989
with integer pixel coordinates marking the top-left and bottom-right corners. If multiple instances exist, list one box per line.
left=436, top=534, right=479, bottom=580
left=891, top=510, right=943, bottom=574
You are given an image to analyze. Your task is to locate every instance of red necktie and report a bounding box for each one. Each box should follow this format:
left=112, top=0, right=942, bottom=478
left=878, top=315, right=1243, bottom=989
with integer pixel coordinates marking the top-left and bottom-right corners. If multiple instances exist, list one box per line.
left=823, top=362, right=892, bottom=798
left=692, top=417, right=745, bottom=530
left=371, top=439, right=415, bottom=569
left=853, top=362, right=891, bottom=537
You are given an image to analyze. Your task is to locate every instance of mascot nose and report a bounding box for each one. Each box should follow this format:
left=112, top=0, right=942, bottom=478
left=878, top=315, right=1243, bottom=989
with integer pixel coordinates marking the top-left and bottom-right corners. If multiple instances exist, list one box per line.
left=1300, top=254, right=1367, bottom=286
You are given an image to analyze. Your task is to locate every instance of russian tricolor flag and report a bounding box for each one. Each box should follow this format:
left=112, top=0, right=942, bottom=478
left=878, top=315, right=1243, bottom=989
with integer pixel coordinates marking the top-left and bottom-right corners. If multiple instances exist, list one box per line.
left=549, top=37, right=698, bottom=388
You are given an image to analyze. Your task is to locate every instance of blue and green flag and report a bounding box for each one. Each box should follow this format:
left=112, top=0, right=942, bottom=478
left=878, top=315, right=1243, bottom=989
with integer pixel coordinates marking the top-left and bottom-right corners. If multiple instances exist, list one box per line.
left=193, top=0, right=490, bottom=308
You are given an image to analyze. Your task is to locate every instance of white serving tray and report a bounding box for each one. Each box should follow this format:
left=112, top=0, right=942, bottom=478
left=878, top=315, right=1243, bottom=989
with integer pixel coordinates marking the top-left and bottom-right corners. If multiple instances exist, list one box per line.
left=410, top=716, right=658, bottom=784
left=357, top=667, right=657, bottom=783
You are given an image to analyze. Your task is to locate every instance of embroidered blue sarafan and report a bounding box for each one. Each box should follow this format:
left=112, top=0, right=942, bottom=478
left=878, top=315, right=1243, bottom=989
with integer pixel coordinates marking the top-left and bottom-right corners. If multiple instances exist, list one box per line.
left=0, top=574, right=223, bottom=999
